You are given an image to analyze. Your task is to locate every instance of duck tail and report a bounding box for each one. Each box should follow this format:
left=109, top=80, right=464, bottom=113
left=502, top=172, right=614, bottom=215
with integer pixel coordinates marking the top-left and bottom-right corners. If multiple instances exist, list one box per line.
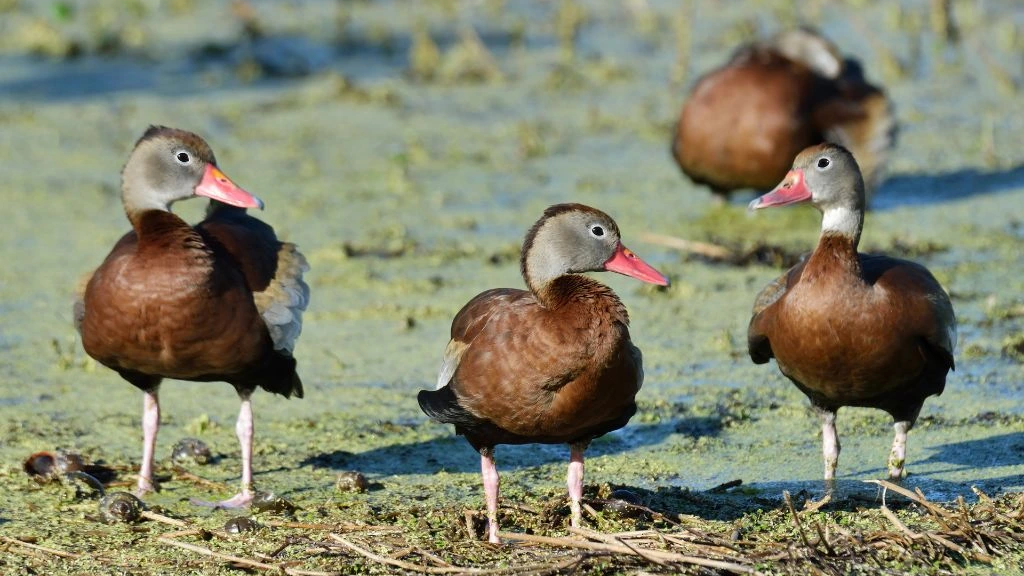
left=417, top=385, right=477, bottom=427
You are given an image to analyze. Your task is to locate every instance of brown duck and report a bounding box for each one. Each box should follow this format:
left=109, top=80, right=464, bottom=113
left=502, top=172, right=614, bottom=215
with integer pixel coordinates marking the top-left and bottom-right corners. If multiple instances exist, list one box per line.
left=748, top=143, right=955, bottom=485
left=673, top=28, right=895, bottom=200
left=75, top=126, right=309, bottom=508
left=418, top=203, right=669, bottom=543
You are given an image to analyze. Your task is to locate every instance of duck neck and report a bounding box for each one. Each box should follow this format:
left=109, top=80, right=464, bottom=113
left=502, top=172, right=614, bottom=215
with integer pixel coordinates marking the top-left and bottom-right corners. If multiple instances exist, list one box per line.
left=121, top=153, right=174, bottom=230
left=129, top=209, right=197, bottom=249
left=806, top=222, right=864, bottom=282
left=521, top=223, right=572, bottom=308
left=123, top=192, right=173, bottom=233
left=523, top=265, right=566, bottom=309
left=122, top=185, right=192, bottom=241
left=531, top=274, right=619, bottom=313
left=820, top=204, right=863, bottom=246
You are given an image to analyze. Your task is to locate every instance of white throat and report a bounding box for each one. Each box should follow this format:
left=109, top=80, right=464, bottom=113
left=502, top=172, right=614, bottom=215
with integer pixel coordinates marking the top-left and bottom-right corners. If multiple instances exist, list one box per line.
left=821, top=205, right=862, bottom=238
left=122, top=185, right=172, bottom=215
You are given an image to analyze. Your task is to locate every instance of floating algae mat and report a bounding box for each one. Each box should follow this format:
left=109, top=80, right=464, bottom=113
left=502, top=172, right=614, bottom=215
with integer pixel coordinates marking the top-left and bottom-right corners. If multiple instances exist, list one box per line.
left=1, top=0, right=1023, bottom=574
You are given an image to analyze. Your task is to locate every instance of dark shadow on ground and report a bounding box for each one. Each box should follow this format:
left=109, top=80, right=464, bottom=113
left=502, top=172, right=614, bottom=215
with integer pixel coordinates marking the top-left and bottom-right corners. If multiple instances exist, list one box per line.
left=299, top=420, right=687, bottom=475
left=872, top=164, right=1024, bottom=210
left=598, top=473, right=1024, bottom=523
left=916, top=431, right=1024, bottom=470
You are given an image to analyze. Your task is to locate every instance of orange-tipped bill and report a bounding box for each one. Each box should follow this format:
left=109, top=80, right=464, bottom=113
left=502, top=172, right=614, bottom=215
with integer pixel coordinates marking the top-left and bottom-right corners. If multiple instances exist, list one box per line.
left=195, top=165, right=264, bottom=209
left=604, top=243, right=670, bottom=286
left=748, top=169, right=811, bottom=210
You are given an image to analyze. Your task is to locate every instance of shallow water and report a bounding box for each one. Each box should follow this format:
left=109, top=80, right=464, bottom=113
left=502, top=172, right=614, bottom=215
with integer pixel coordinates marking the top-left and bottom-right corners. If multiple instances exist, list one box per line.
left=0, top=0, right=1023, bottom=570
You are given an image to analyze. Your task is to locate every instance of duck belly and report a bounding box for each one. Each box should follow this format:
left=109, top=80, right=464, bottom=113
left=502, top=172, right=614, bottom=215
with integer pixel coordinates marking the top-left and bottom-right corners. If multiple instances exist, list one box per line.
left=82, top=271, right=265, bottom=380
left=771, top=297, right=926, bottom=408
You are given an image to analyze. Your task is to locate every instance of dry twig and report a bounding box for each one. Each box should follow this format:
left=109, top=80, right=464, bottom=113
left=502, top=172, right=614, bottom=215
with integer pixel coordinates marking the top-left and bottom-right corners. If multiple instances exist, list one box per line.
left=140, top=510, right=189, bottom=528
left=158, top=536, right=338, bottom=576
left=498, top=530, right=760, bottom=574
left=0, top=535, right=81, bottom=559
left=639, top=232, right=734, bottom=260
left=328, top=533, right=573, bottom=574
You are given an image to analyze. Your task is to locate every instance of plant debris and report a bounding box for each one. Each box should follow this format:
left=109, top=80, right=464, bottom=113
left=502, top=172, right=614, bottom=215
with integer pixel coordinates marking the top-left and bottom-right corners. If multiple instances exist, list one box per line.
left=640, top=232, right=806, bottom=268
left=13, top=480, right=1022, bottom=575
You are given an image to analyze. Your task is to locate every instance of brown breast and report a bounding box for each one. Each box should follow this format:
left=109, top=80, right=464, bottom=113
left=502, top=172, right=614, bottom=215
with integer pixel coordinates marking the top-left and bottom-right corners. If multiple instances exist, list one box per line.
left=750, top=236, right=954, bottom=410
left=79, top=210, right=270, bottom=381
left=450, top=276, right=641, bottom=442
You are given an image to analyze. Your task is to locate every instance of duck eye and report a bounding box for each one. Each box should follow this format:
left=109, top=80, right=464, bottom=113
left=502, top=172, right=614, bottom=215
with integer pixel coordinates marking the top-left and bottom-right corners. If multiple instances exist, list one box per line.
left=590, top=225, right=605, bottom=238
left=816, top=157, right=830, bottom=170
left=175, top=151, right=191, bottom=164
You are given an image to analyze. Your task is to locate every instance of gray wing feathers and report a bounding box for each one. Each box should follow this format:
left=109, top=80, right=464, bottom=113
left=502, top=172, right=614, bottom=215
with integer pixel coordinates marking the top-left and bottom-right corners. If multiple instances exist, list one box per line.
left=254, top=243, right=310, bottom=353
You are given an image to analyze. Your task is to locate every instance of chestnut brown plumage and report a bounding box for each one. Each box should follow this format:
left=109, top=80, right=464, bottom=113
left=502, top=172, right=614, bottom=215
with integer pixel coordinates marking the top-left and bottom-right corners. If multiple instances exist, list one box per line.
left=75, top=126, right=309, bottom=508
left=748, top=143, right=955, bottom=487
left=419, top=203, right=669, bottom=543
left=672, top=28, right=895, bottom=200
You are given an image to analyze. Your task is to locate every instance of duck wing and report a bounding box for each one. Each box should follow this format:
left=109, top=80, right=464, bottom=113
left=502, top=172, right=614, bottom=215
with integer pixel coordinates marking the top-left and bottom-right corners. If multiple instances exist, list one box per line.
left=748, top=257, right=808, bottom=364
left=196, top=206, right=310, bottom=355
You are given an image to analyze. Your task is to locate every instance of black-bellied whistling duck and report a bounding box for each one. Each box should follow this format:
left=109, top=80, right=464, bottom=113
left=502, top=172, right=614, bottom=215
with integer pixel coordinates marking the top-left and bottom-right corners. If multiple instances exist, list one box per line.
left=747, top=143, right=955, bottom=486
left=672, top=28, right=895, bottom=200
left=75, top=126, right=309, bottom=508
left=418, top=204, right=669, bottom=543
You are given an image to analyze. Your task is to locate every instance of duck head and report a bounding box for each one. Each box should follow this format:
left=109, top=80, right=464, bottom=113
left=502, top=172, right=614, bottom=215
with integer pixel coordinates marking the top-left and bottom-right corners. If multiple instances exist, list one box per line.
left=748, top=143, right=866, bottom=240
left=120, top=126, right=263, bottom=219
left=521, top=203, right=669, bottom=296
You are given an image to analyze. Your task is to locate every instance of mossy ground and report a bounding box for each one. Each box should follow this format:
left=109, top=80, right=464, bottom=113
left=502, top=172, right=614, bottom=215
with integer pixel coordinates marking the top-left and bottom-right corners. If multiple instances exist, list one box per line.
left=1, top=0, right=1023, bottom=574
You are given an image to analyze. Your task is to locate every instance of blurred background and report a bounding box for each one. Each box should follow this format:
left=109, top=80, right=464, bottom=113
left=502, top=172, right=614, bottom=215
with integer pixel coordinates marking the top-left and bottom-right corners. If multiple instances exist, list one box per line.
left=0, top=0, right=1023, bottom=519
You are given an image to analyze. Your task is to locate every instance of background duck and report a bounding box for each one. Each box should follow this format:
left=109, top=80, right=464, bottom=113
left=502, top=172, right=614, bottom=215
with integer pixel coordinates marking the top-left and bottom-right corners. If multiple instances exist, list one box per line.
left=673, top=28, right=896, bottom=202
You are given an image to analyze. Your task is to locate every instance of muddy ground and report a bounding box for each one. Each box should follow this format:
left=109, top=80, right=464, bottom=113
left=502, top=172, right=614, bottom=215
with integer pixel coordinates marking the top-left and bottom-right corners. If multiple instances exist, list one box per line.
left=0, top=0, right=1022, bottom=574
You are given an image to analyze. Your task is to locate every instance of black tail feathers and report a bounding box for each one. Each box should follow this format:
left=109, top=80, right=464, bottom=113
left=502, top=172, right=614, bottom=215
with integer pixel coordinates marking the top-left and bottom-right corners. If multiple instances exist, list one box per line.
left=418, top=386, right=478, bottom=427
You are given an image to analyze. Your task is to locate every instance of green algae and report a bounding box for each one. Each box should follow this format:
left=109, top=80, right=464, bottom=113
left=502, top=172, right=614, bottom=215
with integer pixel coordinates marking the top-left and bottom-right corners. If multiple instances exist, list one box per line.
left=1, top=0, right=1023, bottom=573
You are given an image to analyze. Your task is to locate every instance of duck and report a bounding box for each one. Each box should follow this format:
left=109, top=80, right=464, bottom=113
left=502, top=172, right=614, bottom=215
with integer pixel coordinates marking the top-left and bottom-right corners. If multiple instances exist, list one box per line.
left=74, top=126, right=309, bottom=508
left=672, top=28, right=895, bottom=201
left=418, top=203, right=669, bottom=543
left=747, top=143, right=955, bottom=486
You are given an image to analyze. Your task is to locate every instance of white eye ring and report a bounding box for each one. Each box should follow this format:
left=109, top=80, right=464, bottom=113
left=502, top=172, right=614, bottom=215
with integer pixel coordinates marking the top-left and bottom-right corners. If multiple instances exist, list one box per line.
left=816, top=157, right=831, bottom=171
left=589, top=224, right=605, bottom=238
left=175, top=150, right=192, bottom=165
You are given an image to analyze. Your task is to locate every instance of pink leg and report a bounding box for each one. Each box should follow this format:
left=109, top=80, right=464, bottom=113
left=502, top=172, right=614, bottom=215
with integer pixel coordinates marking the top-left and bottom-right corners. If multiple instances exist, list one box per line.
left=821, top=410, right=840, bottom=491
left=192, top=395, right=255, bottom=508
left=888, top=421, right=910, bottom=481
left=567, top=442, right=587, bottom=528
left=136, top=389, right=160, bottom=497
left=480, top=447, right=500, bottom=544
